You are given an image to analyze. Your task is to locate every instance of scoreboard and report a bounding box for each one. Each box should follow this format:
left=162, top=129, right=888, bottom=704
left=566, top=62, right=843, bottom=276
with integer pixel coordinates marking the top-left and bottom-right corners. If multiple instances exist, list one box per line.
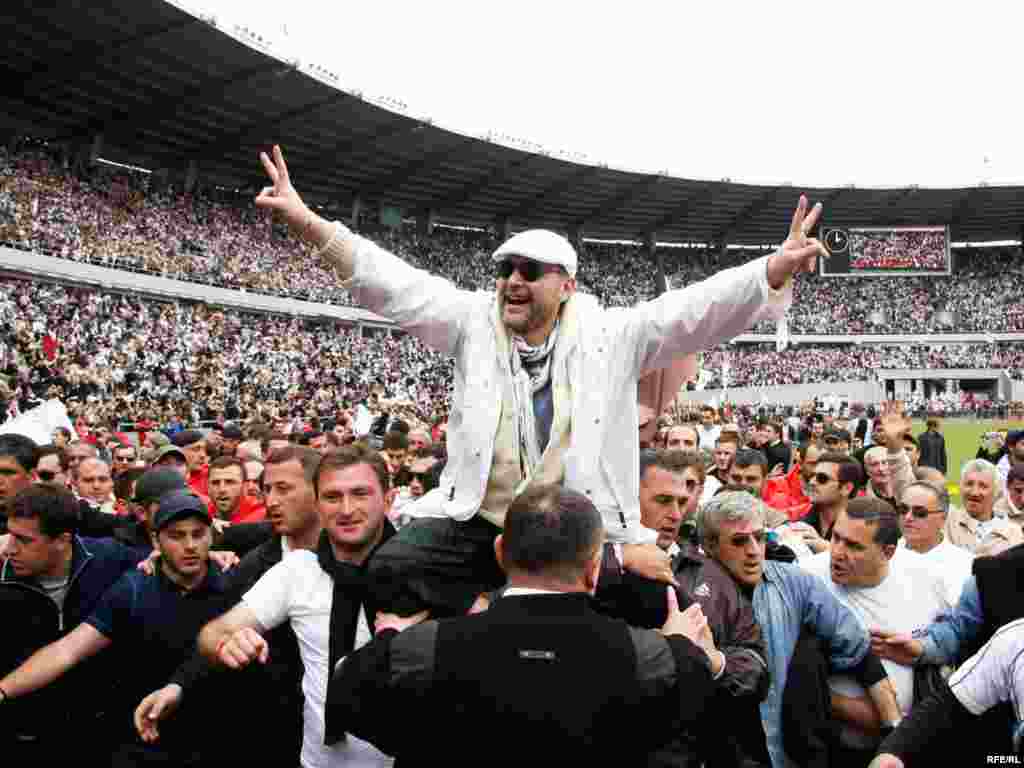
left=819, top=225, right=951, bottom=276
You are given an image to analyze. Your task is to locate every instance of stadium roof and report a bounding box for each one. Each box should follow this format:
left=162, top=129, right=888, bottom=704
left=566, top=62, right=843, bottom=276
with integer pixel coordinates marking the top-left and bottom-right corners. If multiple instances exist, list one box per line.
left=4, top=0, right=1024, bottom=245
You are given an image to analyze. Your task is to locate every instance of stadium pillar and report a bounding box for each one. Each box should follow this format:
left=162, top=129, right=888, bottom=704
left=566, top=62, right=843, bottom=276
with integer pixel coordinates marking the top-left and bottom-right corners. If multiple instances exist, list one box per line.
left=496, top=217, right=510, bottom=242
left=417, top=208, right=437, bottom=237
left=89, top=134, right=103, bottom=164
left=184, top=160, right=198, bottom=194
left=567, top=226, right=582, bottom=253
left=351, top=196, right=362, bottom=228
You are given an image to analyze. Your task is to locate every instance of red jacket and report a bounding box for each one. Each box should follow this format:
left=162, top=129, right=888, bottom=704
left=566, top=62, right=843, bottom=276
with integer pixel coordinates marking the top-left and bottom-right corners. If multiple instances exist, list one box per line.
left=230, top=495, right=267, bottom=525
left=762, top=463, right=812, bottom=522
left=189, top=465, right=210, bottom=499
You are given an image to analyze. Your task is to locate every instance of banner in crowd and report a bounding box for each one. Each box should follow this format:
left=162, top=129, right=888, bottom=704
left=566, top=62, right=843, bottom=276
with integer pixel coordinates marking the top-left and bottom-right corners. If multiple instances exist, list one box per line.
left=0, top=398, right=74, bottom=445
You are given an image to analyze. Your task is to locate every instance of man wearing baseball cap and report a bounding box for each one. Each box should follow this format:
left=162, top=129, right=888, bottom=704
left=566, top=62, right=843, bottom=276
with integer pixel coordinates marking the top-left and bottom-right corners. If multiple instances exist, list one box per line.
left=0, top=488, right=236, bottom=765
left=254, top=145, right=829, bottom=616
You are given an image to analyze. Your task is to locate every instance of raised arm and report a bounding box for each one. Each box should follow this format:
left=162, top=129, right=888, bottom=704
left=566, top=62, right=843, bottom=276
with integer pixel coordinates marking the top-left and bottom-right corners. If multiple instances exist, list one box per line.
left=624, top=196, right=827, bottom=374
left=254, top=145, right=477, bottom=356
left=0, top=623, right=110, bottom=701
left=197, top=602, right=268, bottom=669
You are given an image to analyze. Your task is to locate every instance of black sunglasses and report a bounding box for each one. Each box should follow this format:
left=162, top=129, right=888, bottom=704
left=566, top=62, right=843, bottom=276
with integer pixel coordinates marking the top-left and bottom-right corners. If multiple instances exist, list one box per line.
left=811, top=472, right=836, bottom=485
left=409, top=472, right=430, bottom=483
left=895, top=504, right=939, bottom=519
left=496, top=260, right=561, bottom=282
left=37, top=470, right=58, bottom=482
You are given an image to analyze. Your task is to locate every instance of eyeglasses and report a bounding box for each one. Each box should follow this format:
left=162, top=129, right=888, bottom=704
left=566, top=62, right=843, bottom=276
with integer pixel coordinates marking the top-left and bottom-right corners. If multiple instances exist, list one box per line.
left=496, top=260, right=562, bottom=282
left=895, top=504, right=941, bottom=519
left=811, top=472, right=836, bottom=485
left=37, top=470, right=58, bottom=482
left=409, top=472, right=430, bottom=483
left=728, top=530, right=766, bottom=546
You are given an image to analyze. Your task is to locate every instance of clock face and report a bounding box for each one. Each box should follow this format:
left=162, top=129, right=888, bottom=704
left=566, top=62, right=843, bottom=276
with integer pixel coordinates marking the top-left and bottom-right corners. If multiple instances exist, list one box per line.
left=824, top=228, right=849, bottom=254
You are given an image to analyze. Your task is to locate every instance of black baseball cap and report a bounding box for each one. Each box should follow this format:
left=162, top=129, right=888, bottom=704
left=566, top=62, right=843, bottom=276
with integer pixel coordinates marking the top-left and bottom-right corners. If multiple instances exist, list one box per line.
left=223, top=424, right=243, bottom=440
left=1008, top=430, right=1024, bottom=446
left=134, top=468, right=188, bottom=505
left=152, top=445, right=187, bottom=465
left=171, top=430, right=205, bottom=448
left=823, top=429, right=851, bottom=443
left=152, top=489, right=209, bottom=532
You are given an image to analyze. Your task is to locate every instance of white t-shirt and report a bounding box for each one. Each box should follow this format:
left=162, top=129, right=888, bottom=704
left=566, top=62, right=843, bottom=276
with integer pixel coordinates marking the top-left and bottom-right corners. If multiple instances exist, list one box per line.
left=801, top=548, right=952, bottom=747
left=948, top=617, right=1024, bottom=721
left=698, top=424, right=721, bottom=452
left=244, top=550, right=391, bottom=768
left=699, top=474, right=722, bottom=508
left=898, top=537, right=973, bottom=606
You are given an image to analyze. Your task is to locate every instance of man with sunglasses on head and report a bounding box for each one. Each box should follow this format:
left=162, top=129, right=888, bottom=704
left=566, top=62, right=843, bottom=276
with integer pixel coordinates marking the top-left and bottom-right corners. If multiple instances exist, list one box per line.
left=253, top=144, right=828, bottom=618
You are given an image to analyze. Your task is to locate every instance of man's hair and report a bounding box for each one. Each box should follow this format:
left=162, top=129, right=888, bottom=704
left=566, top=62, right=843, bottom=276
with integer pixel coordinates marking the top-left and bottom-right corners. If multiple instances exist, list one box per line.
left=36, top=444, right=69, bottom=472
left=639, top=449, right=706, bottom=485
left=902, top=481, right=950, bottom=517
left=54, top=427, right=72, bottom=441
left=716, top=432, right=740, bottom=447
left=0, top=434, right=39, bottom=473
left=844, top=497, right=901, bottom=548
left=313, top=444, right=389, bottom=497
left=961, top=459, right=1002, bottom=500
left=701, top=405, right=716, bottom=416
left=265, top=445, right=322, bottom=485
left=762, top=421, right=781, bottom=436
left=261, top=432, right=290, bottom=454
left=818, top=452, right=863, bottom=495
left=698, top=490, right=766, bottom=551
left=732, top=449, right=768, bottom=474
left=382, top=431, right=409, bottom=451
left=667, top=424, right=699, bottom=444
left=9, top=485, right=80, bottom=538
left=114, top=467, right=146, bottom=502
left=502, top=485, right=603, bottom=584
left=209, top=455, right=247, bottom=481
left=913, top=466, right=946, bottom=491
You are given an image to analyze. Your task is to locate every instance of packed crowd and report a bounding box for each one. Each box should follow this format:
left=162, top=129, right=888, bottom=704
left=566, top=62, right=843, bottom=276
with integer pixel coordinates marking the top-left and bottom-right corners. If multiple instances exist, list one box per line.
left=3, top=142, right=1023, bottom=334
left=0, top=278, right=454, bottom=428
left=4, top=145, right=1024, bottom=768
left=704, top=343, right=1024, bottom=388
left=849, top=229, right=948, bottom=271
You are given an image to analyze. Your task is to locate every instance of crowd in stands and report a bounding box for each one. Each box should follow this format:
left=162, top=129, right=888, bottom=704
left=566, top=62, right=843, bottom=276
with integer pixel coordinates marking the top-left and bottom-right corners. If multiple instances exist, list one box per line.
left=705, top=342, right=1024, bottom=388
left=0, top=278, right=453, bottom=429
left=4, top=141, right=1023, bottom=335
left=849, top=228, right=947, bottom=271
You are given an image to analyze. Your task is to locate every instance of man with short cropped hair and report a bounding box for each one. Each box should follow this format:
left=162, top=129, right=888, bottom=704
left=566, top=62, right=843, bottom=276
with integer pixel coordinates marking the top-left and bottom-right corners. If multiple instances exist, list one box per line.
left=0, top=485, right=146, bottom=762
left=666, top=424, right=700, bottom=452
left=196, top=445, right=396, bottom=767
left=0, top=489, right=236, bottom=767
left=328, top=485, right=720, bottom=767
left=208, top=457, right=265, bottom=524
left=77, top=457, right=115, bottom=511
left=799, top=499, right=952, bottom=764
left=34, top=445, right=69, bottom=489
left=111, top=443, right=139, bottom=478
left=698, top=406, right=721, bottom=452
left=171, top=430, right=209, bottom=499
left=791, top=452, right=862, bottom=554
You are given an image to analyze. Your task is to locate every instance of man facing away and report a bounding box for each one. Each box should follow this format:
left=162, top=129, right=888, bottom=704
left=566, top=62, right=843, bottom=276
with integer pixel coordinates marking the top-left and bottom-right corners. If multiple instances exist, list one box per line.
left=328, top=485, right=719, bottom=768
left=253, top=145, right=829, bottom=616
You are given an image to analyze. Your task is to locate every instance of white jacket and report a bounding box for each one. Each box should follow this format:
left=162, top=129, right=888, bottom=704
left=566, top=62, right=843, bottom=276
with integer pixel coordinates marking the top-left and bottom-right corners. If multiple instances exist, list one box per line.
left=327, top=226, right=792, bottom=544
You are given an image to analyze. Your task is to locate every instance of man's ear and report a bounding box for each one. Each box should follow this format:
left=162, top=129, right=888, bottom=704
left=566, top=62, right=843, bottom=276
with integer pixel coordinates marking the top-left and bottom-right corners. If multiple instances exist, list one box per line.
left=560, top=277, right=577, bottom=304
left=384, top=487, right=398, bottom=511
left=494, top=534, right=506, bottom=574
left=882, top=543, right=897, bottom=561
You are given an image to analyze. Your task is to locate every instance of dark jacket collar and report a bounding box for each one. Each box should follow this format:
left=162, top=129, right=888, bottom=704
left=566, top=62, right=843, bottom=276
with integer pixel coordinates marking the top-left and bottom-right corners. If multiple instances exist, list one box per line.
left=154, top=559, right=227, bottom=596
left=1, top=534, right=94, bottom=587
left=491, top=591, right=593, bottom=618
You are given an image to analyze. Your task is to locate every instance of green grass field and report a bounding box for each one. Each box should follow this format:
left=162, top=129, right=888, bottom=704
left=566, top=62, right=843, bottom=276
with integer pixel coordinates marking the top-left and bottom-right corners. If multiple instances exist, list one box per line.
left=910, top=418, right=1024, bottom=495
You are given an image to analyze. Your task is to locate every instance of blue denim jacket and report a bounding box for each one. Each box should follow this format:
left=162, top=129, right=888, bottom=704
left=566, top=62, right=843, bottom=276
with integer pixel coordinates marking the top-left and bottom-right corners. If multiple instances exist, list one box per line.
left=920, top=575, right=984, bottom=664
left=753, top=561, right=871, bottom=768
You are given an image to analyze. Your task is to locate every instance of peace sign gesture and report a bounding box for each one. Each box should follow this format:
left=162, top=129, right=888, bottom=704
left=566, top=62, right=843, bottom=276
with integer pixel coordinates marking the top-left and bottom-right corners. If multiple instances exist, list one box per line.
left=766, top=195, right=830, bottom=289
left=256, top=145, right=308, bottom=232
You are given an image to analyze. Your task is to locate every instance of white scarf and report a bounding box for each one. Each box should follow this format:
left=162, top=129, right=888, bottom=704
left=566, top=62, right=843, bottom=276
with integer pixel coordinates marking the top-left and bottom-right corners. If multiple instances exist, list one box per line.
left=509, top=319, right=560, bottom=478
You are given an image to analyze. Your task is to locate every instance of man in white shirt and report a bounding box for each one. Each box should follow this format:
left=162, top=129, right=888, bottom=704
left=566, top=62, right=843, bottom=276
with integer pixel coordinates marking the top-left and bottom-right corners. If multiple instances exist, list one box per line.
left=697, top=406, right=721, bottom=452
left=800, top=498, right=951, bottom=759
left=197, top=445, right=397, bottom=768
left=895, top=480, right=972, bottom=606
left=871, top=617, right=1024, bottom=767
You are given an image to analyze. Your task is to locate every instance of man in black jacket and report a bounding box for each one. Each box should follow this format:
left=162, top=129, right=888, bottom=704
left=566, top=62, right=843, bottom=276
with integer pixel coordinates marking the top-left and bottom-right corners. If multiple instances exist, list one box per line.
left=917, top=418, right=948, bottom=476
left=329, top=484, right=719, bottom=768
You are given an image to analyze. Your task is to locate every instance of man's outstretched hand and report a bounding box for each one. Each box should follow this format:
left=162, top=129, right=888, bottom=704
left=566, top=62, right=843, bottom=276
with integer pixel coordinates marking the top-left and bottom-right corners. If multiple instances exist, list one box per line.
left=256, top=145, right=309, bottom=231
left=766, top=195, right=830, bottom=289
